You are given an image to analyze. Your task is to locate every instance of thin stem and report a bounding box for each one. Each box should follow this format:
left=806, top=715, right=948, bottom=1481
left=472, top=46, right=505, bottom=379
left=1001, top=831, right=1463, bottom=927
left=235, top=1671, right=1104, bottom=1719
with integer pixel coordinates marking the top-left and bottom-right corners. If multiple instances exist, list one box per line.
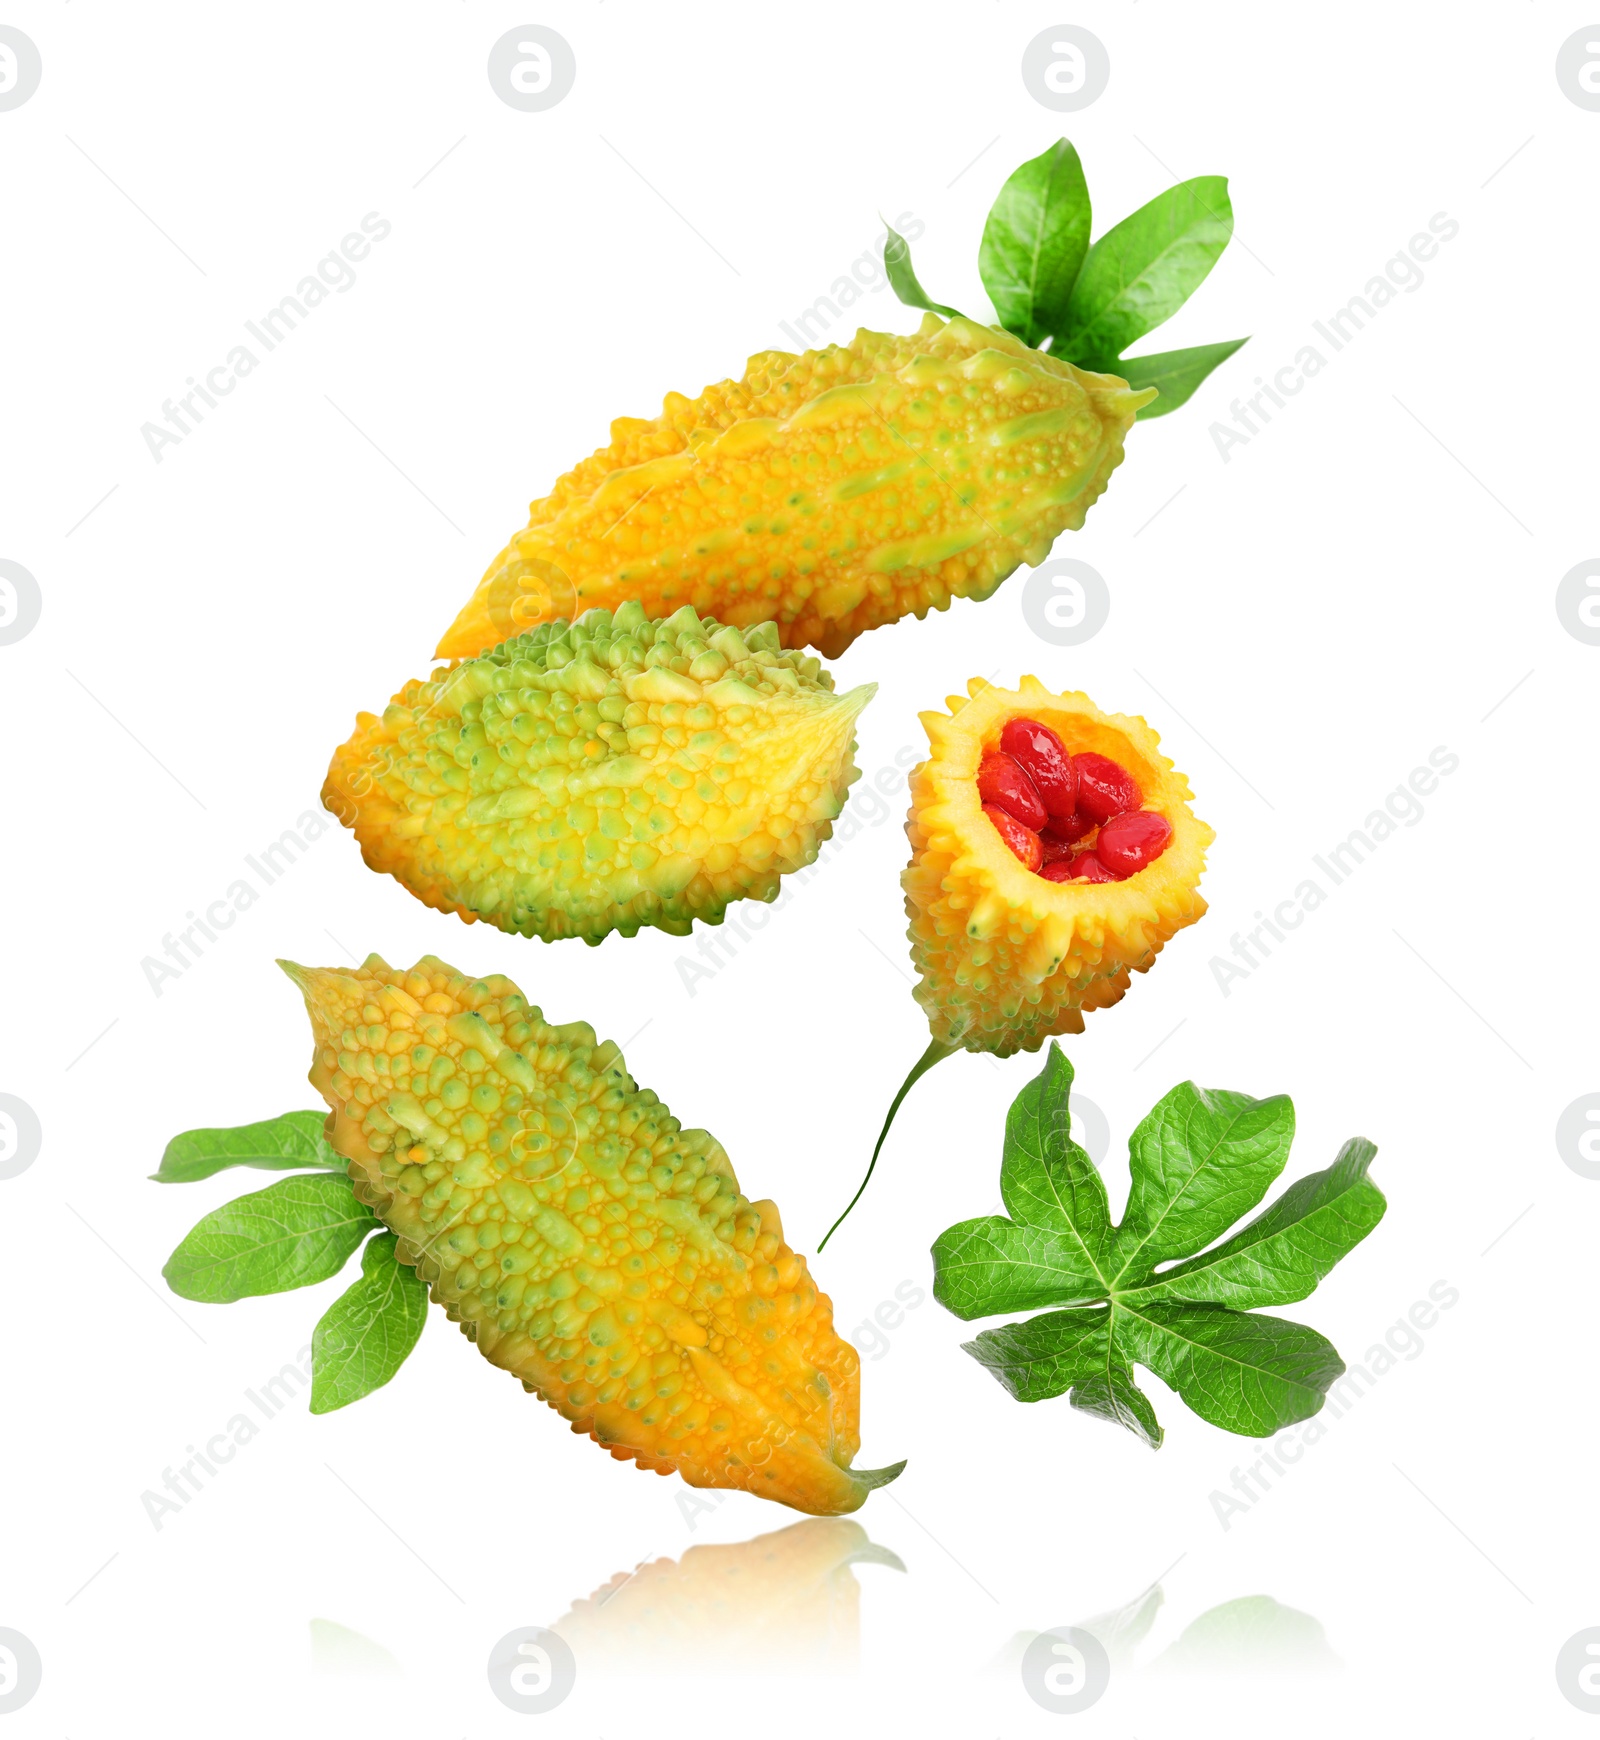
left=818, top=1039, right=954, bottom=1251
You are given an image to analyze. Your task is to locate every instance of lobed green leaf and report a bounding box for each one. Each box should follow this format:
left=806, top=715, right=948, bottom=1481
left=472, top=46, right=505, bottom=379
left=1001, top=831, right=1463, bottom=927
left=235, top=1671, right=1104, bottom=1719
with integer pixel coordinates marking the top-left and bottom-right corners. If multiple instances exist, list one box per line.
left=933, top=1041, right=1383, bottom=1446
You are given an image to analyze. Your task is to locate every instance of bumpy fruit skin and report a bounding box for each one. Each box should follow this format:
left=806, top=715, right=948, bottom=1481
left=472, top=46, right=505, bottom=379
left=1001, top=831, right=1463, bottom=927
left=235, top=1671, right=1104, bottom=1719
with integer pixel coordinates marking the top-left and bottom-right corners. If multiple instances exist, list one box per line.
left=324, top=602, right=873, bottom=944
left=437, top=314, right=1152, bottom=663
left=282, top=953, right=897, bottom=1515
left=904, top=678, right=1212, bottom=1056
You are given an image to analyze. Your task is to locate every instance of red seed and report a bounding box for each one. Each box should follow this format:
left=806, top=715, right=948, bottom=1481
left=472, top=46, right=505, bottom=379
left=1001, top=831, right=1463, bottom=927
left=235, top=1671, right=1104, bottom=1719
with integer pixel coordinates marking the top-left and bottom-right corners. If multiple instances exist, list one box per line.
left=983, top=803, right=1043, bottom=871
left=1039, top=832, right=1078, bottom=867
left=1000, top=718, right=1077, bottom=819
left=1072, top=753, right=1141, bottom=823
left=1040, top=850, right=1117, bottom=884
left=1042, top=809, right=1096, bottom=846
left=1096, top=810, right=1173, bottom=877
left=1068, top=851, right=1119, bottom=883
left=976, top=753, right=1047, bottom=831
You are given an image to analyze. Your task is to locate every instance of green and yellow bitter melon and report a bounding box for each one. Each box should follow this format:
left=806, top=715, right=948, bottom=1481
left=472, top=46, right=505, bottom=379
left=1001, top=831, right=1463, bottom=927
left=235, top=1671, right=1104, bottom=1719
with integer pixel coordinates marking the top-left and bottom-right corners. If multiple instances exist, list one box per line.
left=436, top=140, right=1242, bottom=660
left=283, top=953, right=902, bottom=1515
left=325, top=603, right=873, bottom=943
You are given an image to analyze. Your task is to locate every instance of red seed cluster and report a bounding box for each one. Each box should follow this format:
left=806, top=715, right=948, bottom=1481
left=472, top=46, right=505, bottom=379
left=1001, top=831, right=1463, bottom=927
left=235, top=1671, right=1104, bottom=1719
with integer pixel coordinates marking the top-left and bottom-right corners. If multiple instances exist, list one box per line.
left=978, top=718, right=1173, bottom=883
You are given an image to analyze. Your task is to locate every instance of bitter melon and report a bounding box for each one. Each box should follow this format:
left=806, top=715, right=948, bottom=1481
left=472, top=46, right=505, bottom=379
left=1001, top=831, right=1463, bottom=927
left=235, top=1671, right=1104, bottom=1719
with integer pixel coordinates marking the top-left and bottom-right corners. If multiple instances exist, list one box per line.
left=435, top=139, right=1243, bottom=661
left=436, top=316, right=1149, bottom=663
left=822, top=677, right=1211, bottom=1246
left=282, top=952, right=901, bottom=1514
left=324, top=603, right=873, bottom=943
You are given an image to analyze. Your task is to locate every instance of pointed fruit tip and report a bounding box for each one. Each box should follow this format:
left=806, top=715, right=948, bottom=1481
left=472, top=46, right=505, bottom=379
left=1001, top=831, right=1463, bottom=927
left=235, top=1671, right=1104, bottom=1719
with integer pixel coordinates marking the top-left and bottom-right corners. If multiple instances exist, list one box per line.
left=851, top=1459, right=908, bottom=1496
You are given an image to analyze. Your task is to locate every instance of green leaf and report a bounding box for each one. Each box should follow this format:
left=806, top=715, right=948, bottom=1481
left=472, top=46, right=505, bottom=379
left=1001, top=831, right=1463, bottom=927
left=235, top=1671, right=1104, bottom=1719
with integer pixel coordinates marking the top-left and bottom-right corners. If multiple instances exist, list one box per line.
left=883, top=222, right=964, bottom=321
left=930, top=1045, right=1113, bottom=1317
left=1071, top=1360, right=1163, bottom=1450
left=1126, top=1138, right=1385, bottom=1310
left=152, top=1110, right=342, bottom=1183
left=978, top=139, right=1091, bottom=347
left=163, top=1174, right=380, bottom=1303
left=1112, top=338, right=1249, bottom=419
left=963, top=1306, right=1109, bottom=1403
left=1115, top=1301, right=1345, bottom=1437
left=932, top=1215, right=1106, bottom=1320
left=1110, top=1083, right=1294, bottom=1283
left=999, top=1044, right=1113, bottom=1263
left=310, top=1233, right=429, bottom=1413
left=932, top=1052, right=1384, bottom=1446
left=1057, top=176, right=1233, bottom=363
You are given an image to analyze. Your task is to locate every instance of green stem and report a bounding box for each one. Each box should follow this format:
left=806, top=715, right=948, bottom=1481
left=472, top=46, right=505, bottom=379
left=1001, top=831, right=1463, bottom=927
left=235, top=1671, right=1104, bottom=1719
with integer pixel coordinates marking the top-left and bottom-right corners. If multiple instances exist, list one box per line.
left=818, top=1039, right=955, bottom=1251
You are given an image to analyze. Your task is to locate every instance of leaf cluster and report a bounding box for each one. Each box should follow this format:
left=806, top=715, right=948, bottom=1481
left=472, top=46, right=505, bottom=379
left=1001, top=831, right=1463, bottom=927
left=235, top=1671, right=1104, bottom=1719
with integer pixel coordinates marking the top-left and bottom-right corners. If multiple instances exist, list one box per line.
left=155, top=1112, right=427, bottom=1413
left=886, top=140, right=1247, bottom=416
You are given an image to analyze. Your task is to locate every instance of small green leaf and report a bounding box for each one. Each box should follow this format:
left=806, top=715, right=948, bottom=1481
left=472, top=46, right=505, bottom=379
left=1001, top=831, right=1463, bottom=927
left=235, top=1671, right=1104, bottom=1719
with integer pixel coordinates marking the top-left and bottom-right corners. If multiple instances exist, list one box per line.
left=1110, top=1084, right=1294, bottom=1283
left=978, top=139, right=1092, bottom=346
left=163, top=1174, right=380, bottom=1303
left=883, top=223, right=964, bottom=321
left=310, top=1233, right=429, bottom=1413
left=1126, top=1138, right=1385, bottom=1310
left=1058, top=176, right=1233, bottom=363
left=152, top=1110, right=341, bottom=1183
left=1114, top=1301, right=1344, bottom=1436
left=963, top=1305, right=1109, bottom=1403
left=1112, top=338, right=1249, bottom=419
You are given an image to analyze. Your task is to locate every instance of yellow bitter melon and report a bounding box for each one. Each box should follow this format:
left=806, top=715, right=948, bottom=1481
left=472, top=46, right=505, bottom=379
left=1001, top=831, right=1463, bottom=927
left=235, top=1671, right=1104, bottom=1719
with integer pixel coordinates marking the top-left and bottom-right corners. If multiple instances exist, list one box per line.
left=324, top=602, right=873, bottom=943
left=822, top=677, right=1212, bottom=1247
left=436, top=315, right=1149, bottom=663
left=906, top=677, right=1212, bottom=1057
left=435, top=140, right=1245, bottom=662
left=282, top=952, right=901, bottom=1515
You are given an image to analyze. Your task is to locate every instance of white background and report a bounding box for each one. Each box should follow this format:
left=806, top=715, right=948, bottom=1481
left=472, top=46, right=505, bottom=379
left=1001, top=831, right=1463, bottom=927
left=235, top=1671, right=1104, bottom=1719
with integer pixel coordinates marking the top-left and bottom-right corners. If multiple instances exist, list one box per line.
left=1, top=4, right=1594, bottom=1733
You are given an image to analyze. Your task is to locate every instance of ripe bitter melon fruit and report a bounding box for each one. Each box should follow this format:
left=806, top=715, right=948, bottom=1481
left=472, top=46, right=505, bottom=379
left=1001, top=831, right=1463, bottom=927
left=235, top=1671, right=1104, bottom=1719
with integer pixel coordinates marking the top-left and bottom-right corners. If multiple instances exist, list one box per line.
left=437, top=317, right=1150, bottom=663
left=324, top=602, right=873, bottom=943
left=283, top=952, right=902, bottom=1514
left=435, top=140, right=1242, bottom=661
left=822, top=678, right=1212, bottom=1247
left=906, top=679, right=1212, bottom=1055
